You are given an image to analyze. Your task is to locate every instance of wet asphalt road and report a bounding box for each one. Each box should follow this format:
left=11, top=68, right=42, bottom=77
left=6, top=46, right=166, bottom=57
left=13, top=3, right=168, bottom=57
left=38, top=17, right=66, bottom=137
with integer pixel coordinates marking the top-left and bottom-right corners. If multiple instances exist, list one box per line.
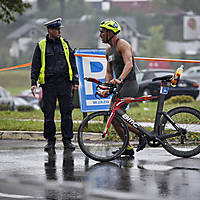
left=0, top=140, right=200, bottom=200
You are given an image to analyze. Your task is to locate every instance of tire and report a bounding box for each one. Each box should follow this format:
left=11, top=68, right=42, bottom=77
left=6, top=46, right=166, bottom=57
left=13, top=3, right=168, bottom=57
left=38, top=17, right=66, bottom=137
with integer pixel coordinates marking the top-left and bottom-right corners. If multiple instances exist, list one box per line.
left=78, top=111, right=129, bottom=162
left=160, top=106, right=200, bottom=158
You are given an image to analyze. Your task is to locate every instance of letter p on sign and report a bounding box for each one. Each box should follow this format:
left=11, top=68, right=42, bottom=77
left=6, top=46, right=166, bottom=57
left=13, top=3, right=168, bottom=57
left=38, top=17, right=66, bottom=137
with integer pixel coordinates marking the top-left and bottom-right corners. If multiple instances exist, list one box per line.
left=82, top=57, right=107, bottom=95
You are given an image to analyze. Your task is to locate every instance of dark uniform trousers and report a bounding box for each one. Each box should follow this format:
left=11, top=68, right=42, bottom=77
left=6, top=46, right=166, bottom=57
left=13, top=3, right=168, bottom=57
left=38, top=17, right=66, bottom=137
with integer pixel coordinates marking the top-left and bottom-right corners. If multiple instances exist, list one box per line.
left=42, top=82, right=73, bottom=141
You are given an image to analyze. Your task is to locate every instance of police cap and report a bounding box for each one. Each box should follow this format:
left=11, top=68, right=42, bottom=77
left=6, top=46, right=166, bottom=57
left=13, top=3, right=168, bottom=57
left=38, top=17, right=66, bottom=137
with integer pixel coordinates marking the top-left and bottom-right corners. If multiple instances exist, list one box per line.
left=44, top=18, right=64, bottom=29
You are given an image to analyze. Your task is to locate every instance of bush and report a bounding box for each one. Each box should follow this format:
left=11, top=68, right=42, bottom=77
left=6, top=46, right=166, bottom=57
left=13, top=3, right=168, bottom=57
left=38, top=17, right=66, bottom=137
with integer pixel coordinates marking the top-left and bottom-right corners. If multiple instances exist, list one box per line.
left=0, top=104, right=10, bottom=111
left=16, top=105, right=35, bottom=112
left=166, top=95, right=195, bottom=104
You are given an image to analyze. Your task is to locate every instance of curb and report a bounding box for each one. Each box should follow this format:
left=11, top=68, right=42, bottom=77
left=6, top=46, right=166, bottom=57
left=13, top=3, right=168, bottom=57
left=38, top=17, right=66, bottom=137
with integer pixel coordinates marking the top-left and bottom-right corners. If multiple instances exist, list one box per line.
left=0, top=131, right=78, bottom=141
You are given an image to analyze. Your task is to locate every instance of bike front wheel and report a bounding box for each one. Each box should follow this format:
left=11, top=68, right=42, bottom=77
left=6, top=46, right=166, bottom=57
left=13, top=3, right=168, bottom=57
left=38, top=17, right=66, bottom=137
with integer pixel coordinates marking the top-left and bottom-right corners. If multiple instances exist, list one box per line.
left=160, top=106, right=200, bottom=157
left=78, top=111, right=129, bottom=162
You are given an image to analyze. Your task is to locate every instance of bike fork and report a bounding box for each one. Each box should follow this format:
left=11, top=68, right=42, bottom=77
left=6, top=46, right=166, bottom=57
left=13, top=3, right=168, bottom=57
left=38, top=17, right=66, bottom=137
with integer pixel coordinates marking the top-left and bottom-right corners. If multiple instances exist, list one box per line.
left=102, top=111, right=115, bottom=138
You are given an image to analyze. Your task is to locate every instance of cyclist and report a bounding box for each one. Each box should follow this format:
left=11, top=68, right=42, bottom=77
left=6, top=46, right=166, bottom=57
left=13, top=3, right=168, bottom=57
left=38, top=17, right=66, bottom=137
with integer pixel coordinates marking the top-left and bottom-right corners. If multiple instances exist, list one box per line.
left=99, top=19, right=146, bottom=156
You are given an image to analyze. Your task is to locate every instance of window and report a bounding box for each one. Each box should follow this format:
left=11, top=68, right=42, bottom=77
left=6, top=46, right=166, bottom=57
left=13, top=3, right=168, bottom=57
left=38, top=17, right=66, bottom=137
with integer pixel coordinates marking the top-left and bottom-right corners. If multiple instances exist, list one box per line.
left=136, top=73, right=144, bottom=83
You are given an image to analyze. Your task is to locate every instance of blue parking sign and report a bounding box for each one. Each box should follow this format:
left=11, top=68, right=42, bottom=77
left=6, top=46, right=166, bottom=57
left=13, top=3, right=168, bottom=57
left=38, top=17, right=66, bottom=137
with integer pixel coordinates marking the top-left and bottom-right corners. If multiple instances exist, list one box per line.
left=75, top=49, right=112, bottom=112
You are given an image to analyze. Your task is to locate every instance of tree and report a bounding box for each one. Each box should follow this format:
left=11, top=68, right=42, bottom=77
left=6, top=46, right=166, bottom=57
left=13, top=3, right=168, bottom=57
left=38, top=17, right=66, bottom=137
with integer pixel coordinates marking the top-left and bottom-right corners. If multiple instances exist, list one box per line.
left=141, top=25, right=167, bottom=57
left=151, top=0, right=200, bottom=14
left=37, top=0, right=65, bottom=19
left=37, top=0, right=49, bottom=12
left=36, top=0, right=92, bottom=20
left=65, top=0, right=91, bottom=19
left=0, top=0, right=31, bottom=24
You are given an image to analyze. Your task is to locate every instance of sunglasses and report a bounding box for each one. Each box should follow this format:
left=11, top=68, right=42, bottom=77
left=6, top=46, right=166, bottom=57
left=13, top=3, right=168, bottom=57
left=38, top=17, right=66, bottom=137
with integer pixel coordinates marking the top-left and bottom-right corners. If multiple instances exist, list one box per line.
left=52, top=27, right=61, bottom=31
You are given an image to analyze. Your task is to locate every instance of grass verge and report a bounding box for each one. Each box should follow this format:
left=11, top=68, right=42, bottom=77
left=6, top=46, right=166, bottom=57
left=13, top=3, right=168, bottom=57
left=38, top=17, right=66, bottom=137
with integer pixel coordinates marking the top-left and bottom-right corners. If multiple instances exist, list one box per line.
left=0, top=101, right=199, bottom=132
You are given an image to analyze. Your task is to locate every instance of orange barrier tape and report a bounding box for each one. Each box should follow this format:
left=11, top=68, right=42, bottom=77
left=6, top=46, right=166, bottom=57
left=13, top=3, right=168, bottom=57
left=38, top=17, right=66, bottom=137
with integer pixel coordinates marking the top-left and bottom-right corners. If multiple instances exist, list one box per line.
left=1, top=55, right=200, bottom=72
left=0, top=62, right=31, bottom=72
left=75, top=53, right=105, bottom=58
left=74, top=53, right=200, bottom=63
left=134, top=57, right=200, bottom=63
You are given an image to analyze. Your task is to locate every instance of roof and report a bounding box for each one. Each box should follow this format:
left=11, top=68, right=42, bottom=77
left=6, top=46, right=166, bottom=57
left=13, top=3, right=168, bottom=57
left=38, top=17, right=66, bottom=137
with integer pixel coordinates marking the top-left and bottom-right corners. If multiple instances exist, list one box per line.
left=7, top=23, right=45, bottom=39
left=110, top=17, right=148, bottom=39
left=115, top=16, right=137, bottom=29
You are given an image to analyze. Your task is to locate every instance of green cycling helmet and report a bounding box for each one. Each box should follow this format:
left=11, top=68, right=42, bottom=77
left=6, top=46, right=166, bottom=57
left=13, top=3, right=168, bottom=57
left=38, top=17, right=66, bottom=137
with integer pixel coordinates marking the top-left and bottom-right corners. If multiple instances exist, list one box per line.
left=100, top=19, right=121, bottom=34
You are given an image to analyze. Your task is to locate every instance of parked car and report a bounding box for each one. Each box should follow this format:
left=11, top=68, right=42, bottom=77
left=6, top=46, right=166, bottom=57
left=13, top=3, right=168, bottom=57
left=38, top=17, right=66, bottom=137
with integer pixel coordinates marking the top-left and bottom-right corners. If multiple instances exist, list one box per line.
left=136, top=69, right=199, bottom=99
left=13, top=96, right=40, bottom=110
left=13, top=97, right=30, bottom=107
left=182, top=66, right=200, bottom=83
left=0, top=86, right=15, bottom=110
left=14, top=95, right=40, bottom=110
left=21, top=88, right=40, bottom=99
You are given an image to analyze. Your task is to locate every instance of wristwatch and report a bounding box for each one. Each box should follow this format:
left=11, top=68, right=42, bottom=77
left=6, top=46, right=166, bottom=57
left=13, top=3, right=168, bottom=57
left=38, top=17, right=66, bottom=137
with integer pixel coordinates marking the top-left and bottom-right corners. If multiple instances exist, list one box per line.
left=118, top=77, right=124, bottom=83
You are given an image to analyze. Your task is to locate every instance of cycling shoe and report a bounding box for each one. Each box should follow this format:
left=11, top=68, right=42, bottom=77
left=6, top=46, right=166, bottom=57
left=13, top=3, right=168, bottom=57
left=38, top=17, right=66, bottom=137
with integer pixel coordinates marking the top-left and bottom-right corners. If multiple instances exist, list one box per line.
left=122, top=148, right=135, bottom=156
left=112, top=147, right=134, bottom=156
left=136, top=135, right=147, bottom=152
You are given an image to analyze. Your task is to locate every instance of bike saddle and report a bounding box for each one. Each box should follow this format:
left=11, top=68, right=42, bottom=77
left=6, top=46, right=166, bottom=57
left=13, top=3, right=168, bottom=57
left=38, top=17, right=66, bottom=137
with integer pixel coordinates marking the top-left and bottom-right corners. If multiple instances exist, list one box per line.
left=152, top=75, right=173, bottom=82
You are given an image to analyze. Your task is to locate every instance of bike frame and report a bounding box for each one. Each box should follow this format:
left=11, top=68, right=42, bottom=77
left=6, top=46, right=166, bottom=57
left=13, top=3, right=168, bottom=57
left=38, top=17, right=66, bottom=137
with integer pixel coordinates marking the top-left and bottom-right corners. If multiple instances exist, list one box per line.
left=103, top=81, right=182, bottom=142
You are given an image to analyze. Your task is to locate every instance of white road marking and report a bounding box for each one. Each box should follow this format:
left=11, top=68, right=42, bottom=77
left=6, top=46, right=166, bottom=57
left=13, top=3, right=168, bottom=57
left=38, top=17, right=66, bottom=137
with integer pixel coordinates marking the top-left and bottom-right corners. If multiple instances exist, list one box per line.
left=0, top=192, right=41, bottom=199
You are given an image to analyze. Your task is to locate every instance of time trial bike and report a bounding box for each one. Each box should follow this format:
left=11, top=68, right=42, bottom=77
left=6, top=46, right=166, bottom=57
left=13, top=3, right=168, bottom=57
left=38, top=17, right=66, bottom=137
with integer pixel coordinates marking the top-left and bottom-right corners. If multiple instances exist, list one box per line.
left=78, top=69, right=200, bottom=162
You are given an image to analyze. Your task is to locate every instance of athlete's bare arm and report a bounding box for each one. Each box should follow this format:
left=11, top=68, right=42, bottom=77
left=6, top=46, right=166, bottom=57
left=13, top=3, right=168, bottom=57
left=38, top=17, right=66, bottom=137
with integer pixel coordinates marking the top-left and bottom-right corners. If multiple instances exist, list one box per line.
left=117, top=39, right=133, bottom=80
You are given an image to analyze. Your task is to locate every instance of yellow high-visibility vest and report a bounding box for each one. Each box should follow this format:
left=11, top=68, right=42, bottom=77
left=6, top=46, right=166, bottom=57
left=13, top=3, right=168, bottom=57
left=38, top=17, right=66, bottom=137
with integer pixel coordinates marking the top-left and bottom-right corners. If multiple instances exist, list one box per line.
left=38, top=37, right=73, bottom=84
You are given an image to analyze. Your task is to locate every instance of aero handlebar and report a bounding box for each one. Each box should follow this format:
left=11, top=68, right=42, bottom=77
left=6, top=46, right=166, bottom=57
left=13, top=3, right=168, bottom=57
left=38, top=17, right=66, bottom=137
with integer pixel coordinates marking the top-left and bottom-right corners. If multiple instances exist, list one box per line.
left=84, top=77, right=120, bottom=99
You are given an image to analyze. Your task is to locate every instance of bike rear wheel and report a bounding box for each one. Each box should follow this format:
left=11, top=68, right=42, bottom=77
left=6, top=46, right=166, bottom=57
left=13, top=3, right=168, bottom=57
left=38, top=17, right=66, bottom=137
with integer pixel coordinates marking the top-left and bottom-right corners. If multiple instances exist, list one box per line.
left=78, top=111, right=129, bottom=162
left=160, top=106, right=200, bottom=157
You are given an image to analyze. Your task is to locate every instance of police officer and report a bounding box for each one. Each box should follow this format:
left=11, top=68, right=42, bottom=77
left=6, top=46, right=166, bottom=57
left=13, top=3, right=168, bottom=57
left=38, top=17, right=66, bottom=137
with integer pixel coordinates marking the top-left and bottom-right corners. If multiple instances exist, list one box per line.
left=31, top=18, right=79, bottom=153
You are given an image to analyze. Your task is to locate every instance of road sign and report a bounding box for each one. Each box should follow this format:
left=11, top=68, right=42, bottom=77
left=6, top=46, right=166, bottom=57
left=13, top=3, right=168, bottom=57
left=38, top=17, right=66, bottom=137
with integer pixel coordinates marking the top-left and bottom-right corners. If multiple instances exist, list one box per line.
left=75, top=49, right=112, bottom=112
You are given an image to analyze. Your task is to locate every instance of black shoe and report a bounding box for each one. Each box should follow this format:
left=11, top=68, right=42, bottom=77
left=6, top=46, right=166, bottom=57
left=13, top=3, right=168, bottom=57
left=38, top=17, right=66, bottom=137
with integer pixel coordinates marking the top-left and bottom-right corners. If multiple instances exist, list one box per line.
left=112, top=148, right=134, bottom=156
left=44, top=138, right=56, bottom=154
left=136, top=135, right=147, bottom=152
left=63, top=140, right=75, bottom=151
left=44, top=143, right=55, bottom=154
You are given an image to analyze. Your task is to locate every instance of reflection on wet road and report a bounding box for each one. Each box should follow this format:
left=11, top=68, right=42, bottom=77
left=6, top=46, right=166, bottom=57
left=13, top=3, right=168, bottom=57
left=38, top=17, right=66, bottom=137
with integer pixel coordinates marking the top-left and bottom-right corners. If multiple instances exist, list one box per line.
left=0, top=140, right=200, bottom=200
